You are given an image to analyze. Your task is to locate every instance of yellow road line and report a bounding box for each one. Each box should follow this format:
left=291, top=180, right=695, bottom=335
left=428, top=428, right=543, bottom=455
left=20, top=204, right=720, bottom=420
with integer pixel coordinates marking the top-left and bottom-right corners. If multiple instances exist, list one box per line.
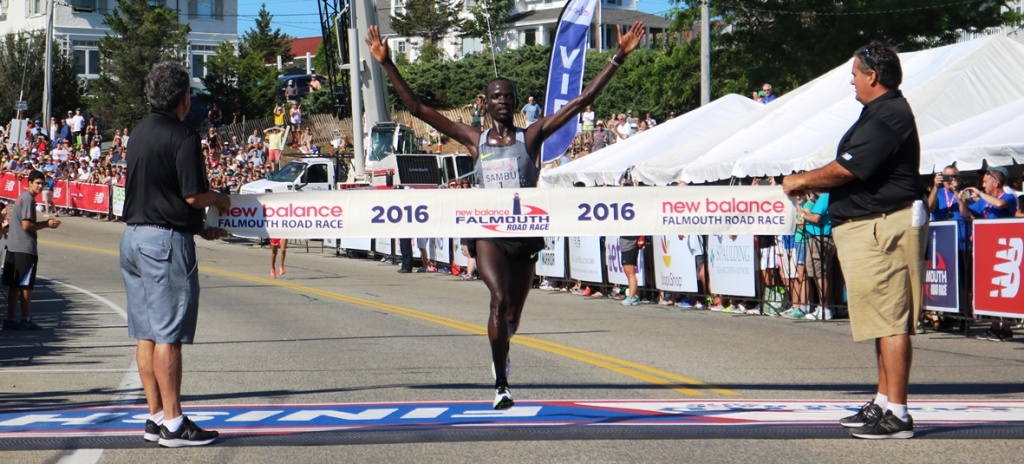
left=42, top=239, right=739, bottom=397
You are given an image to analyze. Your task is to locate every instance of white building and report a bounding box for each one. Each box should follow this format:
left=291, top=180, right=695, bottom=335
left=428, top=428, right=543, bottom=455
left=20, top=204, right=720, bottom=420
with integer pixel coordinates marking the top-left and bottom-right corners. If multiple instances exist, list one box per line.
left=0, top=0, right=238, bottom=85
left=380, top=0, right=673, bottom=62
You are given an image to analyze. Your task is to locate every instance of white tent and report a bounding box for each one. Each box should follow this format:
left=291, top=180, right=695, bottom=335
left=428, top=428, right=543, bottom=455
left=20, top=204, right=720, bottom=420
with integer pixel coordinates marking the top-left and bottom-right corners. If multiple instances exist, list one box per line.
left=920, top=97, right=1024, bottom=173
left=539, top=94, right=762, bottom=187
left=629, top=34, right=1024, bottom=185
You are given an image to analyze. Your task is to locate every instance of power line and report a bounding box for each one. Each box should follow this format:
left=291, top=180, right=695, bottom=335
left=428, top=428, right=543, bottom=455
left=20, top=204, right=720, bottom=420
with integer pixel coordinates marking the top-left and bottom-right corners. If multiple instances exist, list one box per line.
left=711, top=0, right=989, bottom=17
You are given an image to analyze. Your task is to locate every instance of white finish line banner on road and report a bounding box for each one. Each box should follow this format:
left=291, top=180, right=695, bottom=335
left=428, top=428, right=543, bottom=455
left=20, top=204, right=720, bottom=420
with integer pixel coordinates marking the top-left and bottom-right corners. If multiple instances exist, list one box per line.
left=207, top=186, right=796, bottom=239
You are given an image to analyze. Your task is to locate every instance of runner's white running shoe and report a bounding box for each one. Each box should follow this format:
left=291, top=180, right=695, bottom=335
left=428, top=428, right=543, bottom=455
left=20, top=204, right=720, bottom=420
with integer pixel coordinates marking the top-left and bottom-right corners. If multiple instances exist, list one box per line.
left=493, top=386, right=514, bottom=410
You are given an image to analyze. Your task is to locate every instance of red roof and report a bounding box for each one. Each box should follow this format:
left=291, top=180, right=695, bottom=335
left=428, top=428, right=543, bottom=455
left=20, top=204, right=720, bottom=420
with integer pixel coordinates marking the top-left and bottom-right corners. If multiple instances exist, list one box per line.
left=290, top=37, right=321, bottom=57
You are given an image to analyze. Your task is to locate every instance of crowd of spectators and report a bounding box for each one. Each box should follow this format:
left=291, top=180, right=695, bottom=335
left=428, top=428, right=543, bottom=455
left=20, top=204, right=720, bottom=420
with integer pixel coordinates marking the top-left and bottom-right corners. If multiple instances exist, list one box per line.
left=0, top=107, right=294, bottom=218
left=1, top=114, right=127, bottom=190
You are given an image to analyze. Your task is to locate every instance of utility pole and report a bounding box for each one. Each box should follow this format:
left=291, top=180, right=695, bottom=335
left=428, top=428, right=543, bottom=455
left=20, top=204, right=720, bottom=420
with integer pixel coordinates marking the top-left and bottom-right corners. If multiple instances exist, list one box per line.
left=43, top=0, right=55, bottom=131
left=700, top=0, right=710, bottom=106
left=343, top=8, right=365, bottom=181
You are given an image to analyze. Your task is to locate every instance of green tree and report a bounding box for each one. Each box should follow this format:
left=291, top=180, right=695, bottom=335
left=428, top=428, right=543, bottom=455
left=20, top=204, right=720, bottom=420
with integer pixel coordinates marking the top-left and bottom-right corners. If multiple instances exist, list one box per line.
left=0, top=33, right=82, bottom=124
left=461, top=0, right=515, bottom=49
left=92, top=0, right=190, bottom=130
left=201, top=42, right=280, bottom=122
left=390, top=0, right=465, bottom=62
left=203, top=5, right=292, bottom=121
left=240, top=3, right=293, bottom=64
left=673, top=0, right=1016, bottom=98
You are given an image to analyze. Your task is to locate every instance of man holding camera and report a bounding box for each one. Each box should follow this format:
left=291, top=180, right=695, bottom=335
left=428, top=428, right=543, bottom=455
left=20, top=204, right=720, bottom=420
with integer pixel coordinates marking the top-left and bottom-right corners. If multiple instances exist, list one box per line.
left=958, top=166, right=1017, bottom=220
left=927, top=166, right=969, bottom=248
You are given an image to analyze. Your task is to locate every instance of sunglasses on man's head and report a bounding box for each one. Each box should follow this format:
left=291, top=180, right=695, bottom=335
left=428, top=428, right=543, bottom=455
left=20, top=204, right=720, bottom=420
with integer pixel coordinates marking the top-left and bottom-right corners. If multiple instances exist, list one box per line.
left=858, top=46, right=877, bottom=72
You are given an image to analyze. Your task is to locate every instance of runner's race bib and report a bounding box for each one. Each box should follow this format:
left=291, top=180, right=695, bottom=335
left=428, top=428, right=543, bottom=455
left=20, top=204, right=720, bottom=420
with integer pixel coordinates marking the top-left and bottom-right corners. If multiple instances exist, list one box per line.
left=482, top=158, right=520, bottom=189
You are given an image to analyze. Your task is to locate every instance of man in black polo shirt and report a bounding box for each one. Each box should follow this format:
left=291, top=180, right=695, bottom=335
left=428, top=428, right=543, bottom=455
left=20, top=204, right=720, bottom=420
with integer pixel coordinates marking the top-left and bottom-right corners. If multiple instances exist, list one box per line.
left=120, top=62, right=230, bottom=447
left=783, top=41, right=927, bottom=439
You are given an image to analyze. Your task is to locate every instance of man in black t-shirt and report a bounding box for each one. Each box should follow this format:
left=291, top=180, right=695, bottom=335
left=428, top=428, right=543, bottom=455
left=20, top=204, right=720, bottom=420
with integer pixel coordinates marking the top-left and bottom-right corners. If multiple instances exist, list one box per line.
left=783, top=41, right=926, bottom=440
left=120, top=62, right=230, bottom=448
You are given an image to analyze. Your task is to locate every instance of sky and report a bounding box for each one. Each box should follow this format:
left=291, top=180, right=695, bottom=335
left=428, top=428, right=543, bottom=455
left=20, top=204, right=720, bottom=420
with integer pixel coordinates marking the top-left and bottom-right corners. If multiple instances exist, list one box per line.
left=237, top=0, right=679, bottom=39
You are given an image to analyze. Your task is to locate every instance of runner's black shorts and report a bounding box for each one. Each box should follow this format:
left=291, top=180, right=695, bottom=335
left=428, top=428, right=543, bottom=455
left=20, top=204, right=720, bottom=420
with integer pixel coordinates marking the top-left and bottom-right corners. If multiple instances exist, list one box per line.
left=466, top=237, right=545, bottom=264
left=3, top=251, right=38, bottom=289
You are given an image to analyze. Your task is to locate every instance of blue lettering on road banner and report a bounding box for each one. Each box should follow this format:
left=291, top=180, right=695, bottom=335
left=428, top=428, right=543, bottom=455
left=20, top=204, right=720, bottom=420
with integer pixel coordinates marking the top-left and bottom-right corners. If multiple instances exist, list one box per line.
left=2, top=400, right=1023, bottom=438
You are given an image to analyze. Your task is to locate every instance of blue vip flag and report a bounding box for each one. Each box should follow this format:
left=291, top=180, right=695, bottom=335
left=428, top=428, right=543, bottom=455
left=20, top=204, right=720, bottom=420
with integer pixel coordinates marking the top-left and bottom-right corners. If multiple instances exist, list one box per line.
left=540, top=0, right=598, bottom=164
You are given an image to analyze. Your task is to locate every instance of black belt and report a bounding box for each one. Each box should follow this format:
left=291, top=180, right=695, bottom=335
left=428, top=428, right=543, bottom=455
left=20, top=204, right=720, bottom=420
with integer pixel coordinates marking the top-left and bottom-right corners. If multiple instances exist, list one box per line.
left=133, top=224, right=175, bottom=231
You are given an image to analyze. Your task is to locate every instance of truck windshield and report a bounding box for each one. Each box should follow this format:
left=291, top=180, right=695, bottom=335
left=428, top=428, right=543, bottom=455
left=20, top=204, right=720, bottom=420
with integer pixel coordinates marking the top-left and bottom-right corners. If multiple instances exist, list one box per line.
left=270, top=161, right=305, bottom=182
left=369, top=126, right=397, bottom=162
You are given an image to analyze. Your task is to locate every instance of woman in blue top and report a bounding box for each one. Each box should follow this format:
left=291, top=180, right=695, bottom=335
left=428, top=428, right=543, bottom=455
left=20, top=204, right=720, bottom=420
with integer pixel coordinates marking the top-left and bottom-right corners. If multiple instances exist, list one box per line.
left=366, top=22, right=646, bottom=409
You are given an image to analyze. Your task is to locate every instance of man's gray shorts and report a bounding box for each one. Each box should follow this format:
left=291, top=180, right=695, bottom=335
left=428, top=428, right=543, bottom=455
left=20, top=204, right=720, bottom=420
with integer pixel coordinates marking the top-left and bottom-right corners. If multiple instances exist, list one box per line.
left=120, top=225, right=200, bottom=344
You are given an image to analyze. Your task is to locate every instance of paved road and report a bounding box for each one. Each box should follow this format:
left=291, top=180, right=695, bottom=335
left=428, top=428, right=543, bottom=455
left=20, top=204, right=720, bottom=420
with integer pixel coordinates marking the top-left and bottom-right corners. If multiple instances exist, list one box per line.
left=1, top=217, right=1022, bottom=463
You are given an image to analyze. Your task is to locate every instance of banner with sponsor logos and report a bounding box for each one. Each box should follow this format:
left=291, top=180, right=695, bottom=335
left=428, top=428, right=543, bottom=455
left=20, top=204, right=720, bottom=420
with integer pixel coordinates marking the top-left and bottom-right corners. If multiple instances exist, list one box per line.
left=924, top=222, right=960, bottom=313
left=51, top=180, right=70, bottom=210
left=536, top=237, right=567, bottom=279
left=339, top=238, right=372, bottom=251
left=206, top=186, right=795, bottom=239
left=0, top=172, right=18, bottom=199
left=433, top=238, right=452, bottom=265
left=67, top=182, right=110, bottom=213
left=540, top=0, right=598, bottom=163
left=452, top=239, right=469, bottom=268
left=568, top=235, right=603, bottom=283
left=973, top=219, right=1024, bottom=318
left=0, top=174, right=105, bottom=214
left=374, top=238, right=393, bottom=256
left=606, top=236, right=646, bottom=287
left=653, top=235, right=699, bottom=293
left=707, top=235, right=757, bottom=298
left=111, top=186, right=126, bottom=217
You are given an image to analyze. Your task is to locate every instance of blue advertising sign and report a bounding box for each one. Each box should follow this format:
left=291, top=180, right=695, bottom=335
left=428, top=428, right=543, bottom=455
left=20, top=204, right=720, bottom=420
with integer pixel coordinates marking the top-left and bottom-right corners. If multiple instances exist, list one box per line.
left=925, top=222, right=960, bottom=313
left=540, top=0, right=598, bottom=163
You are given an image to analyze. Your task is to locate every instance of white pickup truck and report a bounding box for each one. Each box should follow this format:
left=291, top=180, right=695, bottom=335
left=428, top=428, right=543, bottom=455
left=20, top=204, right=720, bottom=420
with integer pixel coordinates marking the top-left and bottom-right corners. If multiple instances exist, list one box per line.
left=239, top=156, right=345, bottom=194
left=240, top=122, right=474, bottom=194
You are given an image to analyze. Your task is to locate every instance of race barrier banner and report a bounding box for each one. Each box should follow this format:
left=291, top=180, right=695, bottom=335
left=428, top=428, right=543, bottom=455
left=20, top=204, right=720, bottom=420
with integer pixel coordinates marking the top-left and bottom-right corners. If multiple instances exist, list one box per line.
left=973, top=219, right=1024, bottom=318
left=207, top=186, right=795, bottom=239
left=51, top=179, right=70, bottom=209
left=67, top=181, right=110, bottom=213
left=653, top=235, right=700, bottom=293
left=568, top=235, right=603, bottom=283
left=536, top=237, right=567, bottom=279
left=924, top=222, right=960, bottom=314
left=0, top=172, right=18, bottom=199
left=0, top=172, right=110, bottom=214
left=606, top=236, right=646, bottom=287
left=707, top=234, right=757, bottom=298
left=111, top=186, right=126, bottom=217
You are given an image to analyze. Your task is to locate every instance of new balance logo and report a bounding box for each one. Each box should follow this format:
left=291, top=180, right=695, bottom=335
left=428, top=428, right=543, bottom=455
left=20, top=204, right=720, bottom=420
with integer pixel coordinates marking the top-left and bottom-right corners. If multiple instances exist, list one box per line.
left=990, top=237, right=1022, bottom=298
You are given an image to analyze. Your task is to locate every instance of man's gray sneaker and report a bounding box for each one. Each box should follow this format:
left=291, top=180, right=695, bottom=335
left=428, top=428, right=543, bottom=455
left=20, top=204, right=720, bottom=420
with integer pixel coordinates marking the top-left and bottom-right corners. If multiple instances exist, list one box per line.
left=850, top=411, right=914, bottom=439
left=839, top=400, right=884, bottom=428
left=158, top=416, right=218, bottom=448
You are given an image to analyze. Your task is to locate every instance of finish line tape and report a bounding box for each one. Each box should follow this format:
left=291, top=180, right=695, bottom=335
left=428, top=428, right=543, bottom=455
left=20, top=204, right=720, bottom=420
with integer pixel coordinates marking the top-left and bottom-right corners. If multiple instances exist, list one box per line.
left=207, top=186, right=796, bottom=239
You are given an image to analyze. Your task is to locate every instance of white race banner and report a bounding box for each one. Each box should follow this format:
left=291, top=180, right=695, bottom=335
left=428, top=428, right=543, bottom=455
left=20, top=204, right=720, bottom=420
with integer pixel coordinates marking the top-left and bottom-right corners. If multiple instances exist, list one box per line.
left=111, top=186, right=126, bottom=217
left=339, top=238, right=372, bottom=251
left=375, top=238, right=393, bottom=256
left=452, top=239, right=469, bottom=267
left=535, top=237, right=566, bottom=278
left=433, top=238, right=452, bottom=264
left=653, top=235, right=699, bottom=293
left=605, top=236, right=646, bottom=287
left=208, top=186, right=794, bottom=239
left=707, top=235, right=756, bottom=297
left=569, top=235, right=603, bottom=283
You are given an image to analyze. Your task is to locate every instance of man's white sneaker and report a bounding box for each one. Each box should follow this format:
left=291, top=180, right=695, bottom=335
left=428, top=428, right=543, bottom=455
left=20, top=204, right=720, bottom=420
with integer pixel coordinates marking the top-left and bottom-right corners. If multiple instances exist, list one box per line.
left=805, top=306, right=833, bottom=320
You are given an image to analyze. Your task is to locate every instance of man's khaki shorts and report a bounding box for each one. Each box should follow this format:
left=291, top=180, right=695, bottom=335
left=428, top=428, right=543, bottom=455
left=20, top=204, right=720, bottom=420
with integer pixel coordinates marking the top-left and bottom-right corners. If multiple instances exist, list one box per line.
left=833, top=206, right=927, bottom=342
